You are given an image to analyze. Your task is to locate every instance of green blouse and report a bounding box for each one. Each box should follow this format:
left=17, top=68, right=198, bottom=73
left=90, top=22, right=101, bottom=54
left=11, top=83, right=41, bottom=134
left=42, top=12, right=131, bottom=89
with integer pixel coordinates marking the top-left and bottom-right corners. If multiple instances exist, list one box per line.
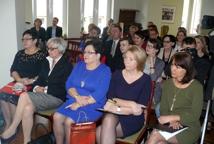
left=160, top=79, right=203, bottom=144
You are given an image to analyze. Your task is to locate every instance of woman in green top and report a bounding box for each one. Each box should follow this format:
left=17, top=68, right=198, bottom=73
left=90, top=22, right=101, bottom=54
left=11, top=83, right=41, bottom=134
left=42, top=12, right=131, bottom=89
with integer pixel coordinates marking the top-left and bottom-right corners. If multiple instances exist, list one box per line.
left=147, top=52, right=203, bottom=144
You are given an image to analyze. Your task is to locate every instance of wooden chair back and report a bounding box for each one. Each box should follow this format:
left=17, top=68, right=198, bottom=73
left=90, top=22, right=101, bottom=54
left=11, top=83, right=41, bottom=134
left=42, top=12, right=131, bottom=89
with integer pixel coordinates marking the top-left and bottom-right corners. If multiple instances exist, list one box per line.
left=65, top=40, right=82, bottom=64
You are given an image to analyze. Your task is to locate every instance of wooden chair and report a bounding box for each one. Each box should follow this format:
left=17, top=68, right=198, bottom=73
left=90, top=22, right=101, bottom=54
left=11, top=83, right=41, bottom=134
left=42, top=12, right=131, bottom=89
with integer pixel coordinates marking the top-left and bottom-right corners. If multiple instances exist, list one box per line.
left=65, top=40, right=82, bottom=64
left=116, top=81, right=155, bottom=144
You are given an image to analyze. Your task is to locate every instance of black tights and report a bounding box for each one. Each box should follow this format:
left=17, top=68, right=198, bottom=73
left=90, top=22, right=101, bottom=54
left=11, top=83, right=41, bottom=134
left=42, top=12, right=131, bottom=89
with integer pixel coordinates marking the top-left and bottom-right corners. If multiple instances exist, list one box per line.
left=96, top=113, right=124, bottom=144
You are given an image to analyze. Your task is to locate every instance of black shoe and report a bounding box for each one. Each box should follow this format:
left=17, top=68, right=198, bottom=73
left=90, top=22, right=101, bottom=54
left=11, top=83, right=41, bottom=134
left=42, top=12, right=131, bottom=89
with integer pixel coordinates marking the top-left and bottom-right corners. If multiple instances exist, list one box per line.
left=0, top=131, right=17, bottom=144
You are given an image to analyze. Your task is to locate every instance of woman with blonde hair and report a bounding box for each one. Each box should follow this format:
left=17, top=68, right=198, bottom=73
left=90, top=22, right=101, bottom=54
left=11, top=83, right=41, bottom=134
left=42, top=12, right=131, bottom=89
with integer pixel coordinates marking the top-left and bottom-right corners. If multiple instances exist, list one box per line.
left=194, top=35, right=211, bottom=85
left=96, top=45, right=151, bottom=144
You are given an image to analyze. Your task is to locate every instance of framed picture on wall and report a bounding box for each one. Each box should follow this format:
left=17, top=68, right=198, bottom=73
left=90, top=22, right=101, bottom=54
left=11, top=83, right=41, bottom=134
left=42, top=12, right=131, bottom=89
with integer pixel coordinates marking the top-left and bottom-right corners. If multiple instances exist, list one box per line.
left=161, top=6, right=176, bottom=23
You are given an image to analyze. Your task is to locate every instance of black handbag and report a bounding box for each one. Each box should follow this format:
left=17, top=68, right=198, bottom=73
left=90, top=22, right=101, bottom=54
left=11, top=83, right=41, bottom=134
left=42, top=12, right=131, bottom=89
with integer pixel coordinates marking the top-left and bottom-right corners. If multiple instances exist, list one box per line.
left=28, top=132, right=55, bottom=144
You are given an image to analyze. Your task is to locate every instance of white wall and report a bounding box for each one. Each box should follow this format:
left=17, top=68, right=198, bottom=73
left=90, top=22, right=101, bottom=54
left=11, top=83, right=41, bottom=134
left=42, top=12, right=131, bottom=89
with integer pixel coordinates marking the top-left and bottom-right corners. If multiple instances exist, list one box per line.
left=0, top=0, right=18, bottom=87
left=113, top=0, right=138, bottom=23
left=67, top=0, right=81, bottom=37
left=0, top=0, right=25, bottom=87
left=201, top=0, right=214, bottom=17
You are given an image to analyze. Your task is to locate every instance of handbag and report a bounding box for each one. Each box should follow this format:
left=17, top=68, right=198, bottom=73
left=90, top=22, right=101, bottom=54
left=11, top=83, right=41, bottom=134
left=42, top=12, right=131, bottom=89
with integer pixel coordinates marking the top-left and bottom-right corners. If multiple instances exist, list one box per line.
left=0, top=82, right=32, bottom=96
left=70, top=111, right=96, bottom=144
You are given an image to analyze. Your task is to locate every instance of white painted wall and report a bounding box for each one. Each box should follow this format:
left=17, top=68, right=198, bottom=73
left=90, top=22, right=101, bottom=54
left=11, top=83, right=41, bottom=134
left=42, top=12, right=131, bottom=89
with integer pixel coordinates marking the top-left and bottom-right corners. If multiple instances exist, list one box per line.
left=201, top=0, right=214, bottom=17
left=67, top=0, right=81, bottom=37
left=113, top=0, right=138, bottom=23
left=0, top=0, right=25, bottom=87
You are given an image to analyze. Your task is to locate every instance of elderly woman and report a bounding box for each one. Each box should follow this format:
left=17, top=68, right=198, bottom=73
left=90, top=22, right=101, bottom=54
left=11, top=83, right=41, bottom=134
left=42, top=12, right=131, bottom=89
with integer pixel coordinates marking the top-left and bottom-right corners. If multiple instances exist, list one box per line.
left=147, top=52, right=203, bottom=144
left=0, top=29, right=45, bottom=130
left=0, top=38, right=72, bottom=144
left=53, top=39, right=111, bottom=144
left=96, top=46, right=151, bottom=144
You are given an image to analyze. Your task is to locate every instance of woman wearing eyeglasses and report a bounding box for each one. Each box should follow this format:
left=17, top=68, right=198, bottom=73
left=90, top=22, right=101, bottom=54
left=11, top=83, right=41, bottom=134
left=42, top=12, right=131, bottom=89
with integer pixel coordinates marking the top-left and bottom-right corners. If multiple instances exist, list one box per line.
left=53, top=38, right=111, bottom=144
left=0, top=37, right=72, bottom=144
left=158, top=35, right=176, bottom=79
left=0, top=29, right=45, bottom=132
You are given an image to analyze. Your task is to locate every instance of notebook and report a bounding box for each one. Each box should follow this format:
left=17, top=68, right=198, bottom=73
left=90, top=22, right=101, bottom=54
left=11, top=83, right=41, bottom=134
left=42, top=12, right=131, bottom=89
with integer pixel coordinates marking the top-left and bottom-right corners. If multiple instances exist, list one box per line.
left=155, top=123, right=188, bottom=140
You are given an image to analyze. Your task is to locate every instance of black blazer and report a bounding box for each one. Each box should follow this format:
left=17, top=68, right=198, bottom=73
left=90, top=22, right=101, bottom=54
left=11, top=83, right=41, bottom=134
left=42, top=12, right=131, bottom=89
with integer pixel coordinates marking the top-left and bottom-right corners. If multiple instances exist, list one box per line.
left=30, top=27, right=46, bottom=42
left=33, top=56, right=72, bottom=101
left=46, top=26, right=63, bottom=40
left=103, top=40, right=124, bottom=72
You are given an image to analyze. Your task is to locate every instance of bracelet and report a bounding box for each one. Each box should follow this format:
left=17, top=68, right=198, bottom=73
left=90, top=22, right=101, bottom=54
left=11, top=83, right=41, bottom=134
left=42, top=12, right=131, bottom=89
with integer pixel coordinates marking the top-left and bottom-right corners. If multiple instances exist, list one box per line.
left=73, top=94, right=80, bottom=99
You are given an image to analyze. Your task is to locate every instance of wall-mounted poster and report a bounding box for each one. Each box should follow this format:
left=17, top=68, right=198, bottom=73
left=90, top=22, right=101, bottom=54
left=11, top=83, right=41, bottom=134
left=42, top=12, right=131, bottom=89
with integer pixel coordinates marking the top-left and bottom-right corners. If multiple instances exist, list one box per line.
left=162, top=6, right=176, bottom=23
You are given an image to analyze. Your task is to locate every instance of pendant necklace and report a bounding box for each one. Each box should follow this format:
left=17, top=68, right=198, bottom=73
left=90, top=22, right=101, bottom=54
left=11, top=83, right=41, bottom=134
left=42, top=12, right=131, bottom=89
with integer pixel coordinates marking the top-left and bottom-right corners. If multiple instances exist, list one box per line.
left=80, top=70, right=90, bottom=88
left=170, top=87, right=181, bottom=111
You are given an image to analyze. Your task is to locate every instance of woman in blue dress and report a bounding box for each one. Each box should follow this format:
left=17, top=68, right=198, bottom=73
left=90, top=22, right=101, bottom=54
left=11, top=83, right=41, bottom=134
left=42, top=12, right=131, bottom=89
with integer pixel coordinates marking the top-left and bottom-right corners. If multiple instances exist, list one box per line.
left=53, top=38, right=111, bottom=144
left=96, top=45, right=152, bottom=144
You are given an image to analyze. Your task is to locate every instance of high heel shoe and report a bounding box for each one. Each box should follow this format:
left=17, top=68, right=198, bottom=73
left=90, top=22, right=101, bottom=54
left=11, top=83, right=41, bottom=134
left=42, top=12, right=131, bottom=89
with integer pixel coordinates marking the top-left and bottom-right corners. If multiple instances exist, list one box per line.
left=0, top=131, right=17, bottom=144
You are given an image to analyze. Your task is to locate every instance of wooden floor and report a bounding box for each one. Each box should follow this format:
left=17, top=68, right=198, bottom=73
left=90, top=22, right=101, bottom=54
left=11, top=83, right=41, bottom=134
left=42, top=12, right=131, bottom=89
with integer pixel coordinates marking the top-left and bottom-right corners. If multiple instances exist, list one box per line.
left=1, top=115, right=214, bottom=144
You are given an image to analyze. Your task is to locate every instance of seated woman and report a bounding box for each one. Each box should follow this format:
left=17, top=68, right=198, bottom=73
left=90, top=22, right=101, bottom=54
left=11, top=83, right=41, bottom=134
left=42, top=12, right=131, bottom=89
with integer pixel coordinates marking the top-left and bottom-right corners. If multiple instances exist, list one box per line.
left=53, top=39, right=111, bottom=144
left=158, top=35, right=176, bottom=79
left=0, top=29, right=46, bottom=130
left=194, top=35, right=211, bottom=85
left=96, top=46, right=152, bottom=144
left=144, top=39, right=165, bottom=117
left=133, top=30, right=149, bottom=50
left=0, top=38, right=72, bottom=144
left=146, top=52, right=203, bottom=144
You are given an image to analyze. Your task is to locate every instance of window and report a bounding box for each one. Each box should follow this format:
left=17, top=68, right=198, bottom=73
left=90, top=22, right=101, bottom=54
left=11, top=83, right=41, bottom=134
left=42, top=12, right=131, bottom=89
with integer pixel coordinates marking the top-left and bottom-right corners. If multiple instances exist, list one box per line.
left=190, top=0, right=201, bottom=34
left=81, top=0, right=113, bottom=34
left=181, top=0, right=202, bottom=35
left=33, top=0, right=67, bottom=31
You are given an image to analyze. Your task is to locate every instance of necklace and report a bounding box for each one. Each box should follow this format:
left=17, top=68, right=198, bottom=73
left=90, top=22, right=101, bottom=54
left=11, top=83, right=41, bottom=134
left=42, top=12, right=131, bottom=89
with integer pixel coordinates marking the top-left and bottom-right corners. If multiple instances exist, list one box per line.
left=170, top=87, right=181, bottom=111
left=80, top=71, right=89, bottom=88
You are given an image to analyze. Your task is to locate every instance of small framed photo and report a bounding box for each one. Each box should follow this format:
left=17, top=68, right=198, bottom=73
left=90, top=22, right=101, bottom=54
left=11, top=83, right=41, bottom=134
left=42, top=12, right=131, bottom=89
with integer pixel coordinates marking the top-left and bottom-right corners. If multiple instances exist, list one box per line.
left=161, top=6, right=176, bottom=23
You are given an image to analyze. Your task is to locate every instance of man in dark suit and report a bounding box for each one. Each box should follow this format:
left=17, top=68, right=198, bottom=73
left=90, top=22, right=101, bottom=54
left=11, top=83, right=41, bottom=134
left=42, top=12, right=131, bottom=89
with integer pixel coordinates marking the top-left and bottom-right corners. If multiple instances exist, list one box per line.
left=46, top=17, right=63, bottom=40
left=103, top=24, right=123, bottom=72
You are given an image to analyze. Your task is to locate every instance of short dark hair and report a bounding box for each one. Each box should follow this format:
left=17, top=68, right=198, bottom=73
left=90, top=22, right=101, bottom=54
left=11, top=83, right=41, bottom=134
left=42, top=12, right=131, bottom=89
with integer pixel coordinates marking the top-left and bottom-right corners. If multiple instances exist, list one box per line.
left=183, top=37, right=196, bottom=45
left=148, top=38, right=162, bottom=54
left=111, top=24, right=122, bottom=32
left=90, top=26, right=101, bottom=35
left=22, top=29, right=37, bottom=40
left=120, top=37, right=132, bottom=44
left=85, top=38, right=103, bottom=54
left=134, top=30, right=149, bottom=40
left=170, top=52, right=196, bottom=84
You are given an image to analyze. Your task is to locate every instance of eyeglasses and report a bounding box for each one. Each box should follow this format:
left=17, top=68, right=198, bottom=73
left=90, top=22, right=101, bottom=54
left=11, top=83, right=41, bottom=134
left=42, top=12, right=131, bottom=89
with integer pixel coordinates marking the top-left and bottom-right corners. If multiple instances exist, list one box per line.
left=83, top=51, right=96, bottom=55
left=47, top=47, right=57, bottom=51
left=21, top=38, right=32, bottom=41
